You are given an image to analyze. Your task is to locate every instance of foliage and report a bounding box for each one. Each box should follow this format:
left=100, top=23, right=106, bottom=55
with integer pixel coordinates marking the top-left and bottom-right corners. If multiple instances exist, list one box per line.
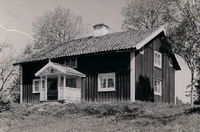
left=0, top=92, right=12, bottom=112
left=23, top=43, right=34, bottom=56
left=33, top=7, right=85, bottom=49
left=121, top=0, right=166, bottom=31
left=1, top=101, right=198, bottom=131
left=121, top=0, right=200, bottom=106
left=165, top=0, right=200, bottom=106
left=0, top=43, right=20, bottom=110
left=136, top=75, right=154, bottom=102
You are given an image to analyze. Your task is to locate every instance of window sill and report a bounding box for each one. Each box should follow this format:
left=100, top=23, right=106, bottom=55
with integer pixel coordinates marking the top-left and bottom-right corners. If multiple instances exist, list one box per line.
left=154, top=92, right=162, bottom=96
left=33, top=91, right=40, bottom=94
left=98, top=88, right=116, bottom=92
left=154, top=65, right=162, bottom=69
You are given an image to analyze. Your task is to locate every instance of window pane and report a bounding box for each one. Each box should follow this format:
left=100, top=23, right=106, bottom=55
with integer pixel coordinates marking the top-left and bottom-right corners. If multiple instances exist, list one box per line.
left=65, top=59, right=70, bottom=66
left=35, top=81, right=40, bottom=91
left=70, top=58, right=76, bottom=68
left=108, top=78, right=114, bottom=88
left=42, top=80, right=45, bottom=89
left=154, top=80, right=157, bottom=92
left=154, top=79, right=162, bottom=94
left=158, top=81, right=161, bottom=92
left=66, top=78, right=76, bottom=88
left=101, top=78, right=107, bottom=88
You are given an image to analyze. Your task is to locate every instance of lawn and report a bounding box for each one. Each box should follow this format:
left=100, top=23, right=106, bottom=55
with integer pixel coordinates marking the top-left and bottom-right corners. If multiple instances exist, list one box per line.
left=0, top=101, right=200, bottom=132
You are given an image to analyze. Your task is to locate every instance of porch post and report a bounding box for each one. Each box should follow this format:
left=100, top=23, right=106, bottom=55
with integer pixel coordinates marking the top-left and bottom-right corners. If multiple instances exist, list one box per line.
left=19, top=65, right=23, bottom=104
left=45, top=75, right=47, bottom=100
left=63, top=75, right=66, bottom=100
left=39, top=76, right=43, bottom=101
left=58, top=74, right=61, bottom=100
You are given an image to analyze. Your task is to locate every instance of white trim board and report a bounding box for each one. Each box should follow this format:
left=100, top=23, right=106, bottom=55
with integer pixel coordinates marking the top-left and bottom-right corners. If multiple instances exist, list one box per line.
left=136, top=26, right=165, bottom=50
left=130, top=51, right=136, bottom=102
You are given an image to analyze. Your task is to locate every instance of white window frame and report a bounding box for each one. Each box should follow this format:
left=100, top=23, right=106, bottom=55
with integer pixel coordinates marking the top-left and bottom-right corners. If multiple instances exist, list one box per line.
left=32, top=79, right=42, bottom=93
left=154, top=50, right=162, bottom=69
left=98, top=73, right=116, bottom=92
left=154, top=79, right=162, bottom=96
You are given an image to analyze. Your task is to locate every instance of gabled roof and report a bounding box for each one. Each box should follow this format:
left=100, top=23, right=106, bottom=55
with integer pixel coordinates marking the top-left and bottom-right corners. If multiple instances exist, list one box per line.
left=35, top=61, right=86, bottom=77
left=14, top=26, right=166, bottom=65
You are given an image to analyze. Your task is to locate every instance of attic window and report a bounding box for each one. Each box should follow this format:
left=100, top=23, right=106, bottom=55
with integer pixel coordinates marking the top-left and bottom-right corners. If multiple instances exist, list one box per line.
left=154, top=51, right=162, bottom=69
left=64, top=58, right=77, bottom=68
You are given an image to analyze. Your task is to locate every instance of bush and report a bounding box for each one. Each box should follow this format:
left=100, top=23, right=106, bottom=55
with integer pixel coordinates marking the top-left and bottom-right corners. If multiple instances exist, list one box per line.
left=0, top=92, right=12, bottom=112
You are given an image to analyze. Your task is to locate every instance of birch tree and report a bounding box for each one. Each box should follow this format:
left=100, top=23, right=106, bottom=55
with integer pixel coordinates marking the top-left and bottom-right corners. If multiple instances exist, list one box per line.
left=121, top=0, right=166, bottom=31
left=33, top=7, right=85, bottom=49
left=0, top=43, right=18, bottom=93
left=166, top=0, right=200, bottom=107
left=121, top=0, right=200, bottom=106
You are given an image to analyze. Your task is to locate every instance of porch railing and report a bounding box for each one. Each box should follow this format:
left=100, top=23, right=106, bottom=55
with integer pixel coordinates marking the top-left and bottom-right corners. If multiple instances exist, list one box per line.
left=59, top=87, right=81, bottom=102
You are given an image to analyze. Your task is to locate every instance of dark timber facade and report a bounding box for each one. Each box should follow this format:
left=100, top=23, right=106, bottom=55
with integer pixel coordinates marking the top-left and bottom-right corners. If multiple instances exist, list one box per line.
left=14, top=25, right=181, bottom=104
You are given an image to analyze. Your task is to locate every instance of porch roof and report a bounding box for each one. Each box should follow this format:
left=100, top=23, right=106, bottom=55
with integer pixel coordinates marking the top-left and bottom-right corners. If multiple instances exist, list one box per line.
left=35, top=60, right=86, bottom=77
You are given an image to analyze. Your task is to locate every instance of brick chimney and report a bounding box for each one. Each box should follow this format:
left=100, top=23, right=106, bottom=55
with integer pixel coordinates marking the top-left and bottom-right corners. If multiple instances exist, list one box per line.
left=93, top=24, right=109, bottom=36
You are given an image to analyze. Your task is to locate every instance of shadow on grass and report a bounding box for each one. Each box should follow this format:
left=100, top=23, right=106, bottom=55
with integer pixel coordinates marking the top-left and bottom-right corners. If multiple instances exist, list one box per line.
left=184, top=106, right=200, bottom=115
left=129, top=106, right=200, bottom=125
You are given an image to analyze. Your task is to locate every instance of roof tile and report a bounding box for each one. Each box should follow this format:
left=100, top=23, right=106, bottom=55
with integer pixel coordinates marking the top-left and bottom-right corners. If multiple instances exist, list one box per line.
left=15, top=27, right=161, bottom=64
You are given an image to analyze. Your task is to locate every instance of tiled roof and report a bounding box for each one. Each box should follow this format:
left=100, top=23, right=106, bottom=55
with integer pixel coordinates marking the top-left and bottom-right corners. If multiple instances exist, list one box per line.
left=15, top=27, right=163, bottom=64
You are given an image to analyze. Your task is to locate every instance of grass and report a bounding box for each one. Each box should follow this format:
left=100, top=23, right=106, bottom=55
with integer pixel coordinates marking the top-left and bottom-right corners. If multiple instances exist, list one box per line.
left=0, top=101, right=200, bottom=132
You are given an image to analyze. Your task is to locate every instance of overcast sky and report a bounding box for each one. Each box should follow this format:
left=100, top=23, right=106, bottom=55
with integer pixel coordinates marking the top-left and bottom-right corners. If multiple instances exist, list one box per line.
left=0, top=0, right=126, bottom=36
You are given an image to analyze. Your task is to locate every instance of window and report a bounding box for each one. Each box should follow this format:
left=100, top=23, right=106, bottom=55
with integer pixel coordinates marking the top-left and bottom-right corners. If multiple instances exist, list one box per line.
left=154, top=51, right=162, bottom=69
left=64, top=58, right=77, bottom=68
left=33, top=79, right=45, bottom=93
left=98, top=73, right=116, bottom=92
left=33, top=79, right=40, bottom=93
left=154, top=79, right=162, bottom=96
left=66, top=78, right=76, bottom=88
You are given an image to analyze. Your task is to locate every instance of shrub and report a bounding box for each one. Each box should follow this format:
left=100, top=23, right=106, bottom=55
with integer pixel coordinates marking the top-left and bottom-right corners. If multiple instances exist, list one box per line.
left=0, top=92, right=12, bottom=112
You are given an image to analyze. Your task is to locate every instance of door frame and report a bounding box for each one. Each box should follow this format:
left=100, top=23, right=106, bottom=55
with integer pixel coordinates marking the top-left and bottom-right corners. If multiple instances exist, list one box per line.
left=47, top=76, right=58, bottom=100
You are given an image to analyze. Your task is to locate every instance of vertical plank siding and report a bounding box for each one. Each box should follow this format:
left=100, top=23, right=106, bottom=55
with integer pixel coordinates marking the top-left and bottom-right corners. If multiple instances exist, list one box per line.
left=22, top=52, right=130, bottom=103
left=22, top=61, right=47, bottom=103
left=78, top=52, right=130, bottom=102
left=135, top=33, right=176, bottom=103
left=21, top=32, right=175, bottom=104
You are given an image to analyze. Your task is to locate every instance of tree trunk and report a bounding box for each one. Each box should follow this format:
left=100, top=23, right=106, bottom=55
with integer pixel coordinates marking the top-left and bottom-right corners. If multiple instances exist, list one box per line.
left=191, top=71, right=194, bottom=107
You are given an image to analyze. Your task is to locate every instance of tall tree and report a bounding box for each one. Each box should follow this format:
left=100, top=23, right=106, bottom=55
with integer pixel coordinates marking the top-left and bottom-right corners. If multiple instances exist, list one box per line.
left=121, top=0, right=166, bottom=31
left=0, top=43, right=18, bottom=93
left=33, top=7, right=85, bottom=49
left=166, top=0, right=200, bottom=107
left=121, top=0, right=200, bottom=106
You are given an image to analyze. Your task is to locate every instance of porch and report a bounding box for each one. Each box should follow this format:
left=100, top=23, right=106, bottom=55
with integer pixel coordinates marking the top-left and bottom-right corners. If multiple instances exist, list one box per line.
left=34, top=60, right=86, bottom=102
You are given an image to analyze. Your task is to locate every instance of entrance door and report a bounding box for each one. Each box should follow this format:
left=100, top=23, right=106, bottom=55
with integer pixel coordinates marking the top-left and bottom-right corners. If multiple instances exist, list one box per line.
left=47, top=78, right=58, bottom=100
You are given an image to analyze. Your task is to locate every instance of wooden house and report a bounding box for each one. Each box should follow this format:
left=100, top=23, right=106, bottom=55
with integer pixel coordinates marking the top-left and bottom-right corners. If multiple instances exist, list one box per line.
left=14, top=24, right=181, bottom=104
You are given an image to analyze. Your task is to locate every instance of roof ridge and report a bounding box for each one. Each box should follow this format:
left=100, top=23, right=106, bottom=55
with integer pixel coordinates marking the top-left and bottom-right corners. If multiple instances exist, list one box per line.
left=14, top=26, right=164, bottom=65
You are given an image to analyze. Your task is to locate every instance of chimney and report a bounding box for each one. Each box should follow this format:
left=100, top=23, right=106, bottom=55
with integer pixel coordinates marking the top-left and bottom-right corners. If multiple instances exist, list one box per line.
left=93, top=23, right=109, bottom=36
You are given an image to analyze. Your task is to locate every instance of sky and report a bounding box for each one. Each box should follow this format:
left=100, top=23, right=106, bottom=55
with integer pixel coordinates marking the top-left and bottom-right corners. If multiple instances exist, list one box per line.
left=0, top=0, right=126, bottom=52
left=0, top=0, right=190, bottom=103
